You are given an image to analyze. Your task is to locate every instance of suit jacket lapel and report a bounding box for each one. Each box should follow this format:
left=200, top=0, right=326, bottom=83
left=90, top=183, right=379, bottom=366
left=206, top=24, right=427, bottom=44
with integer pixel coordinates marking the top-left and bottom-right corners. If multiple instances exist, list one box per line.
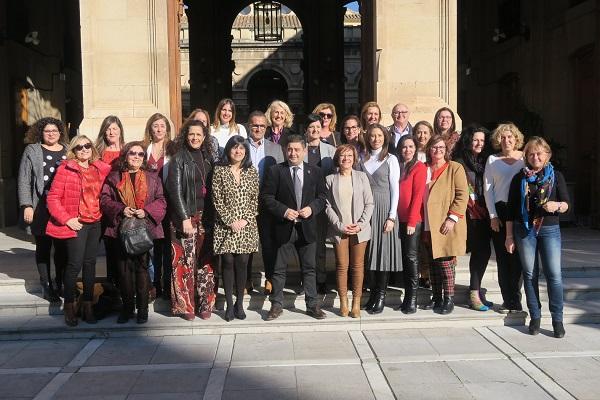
left=282, top=162, right=295, bottom=200
left=333, top=173, right=341, bottom=212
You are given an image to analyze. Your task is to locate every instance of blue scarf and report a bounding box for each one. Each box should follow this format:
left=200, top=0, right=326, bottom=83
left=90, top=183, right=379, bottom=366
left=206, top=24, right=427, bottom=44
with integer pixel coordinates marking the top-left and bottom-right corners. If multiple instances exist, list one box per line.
left=520, top=163, right=554, bottom=233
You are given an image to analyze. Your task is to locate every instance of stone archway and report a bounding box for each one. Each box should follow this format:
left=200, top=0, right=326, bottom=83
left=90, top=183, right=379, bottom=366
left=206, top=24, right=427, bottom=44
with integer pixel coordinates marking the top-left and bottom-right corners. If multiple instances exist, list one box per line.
left=247, top=69, right=289, bottom=114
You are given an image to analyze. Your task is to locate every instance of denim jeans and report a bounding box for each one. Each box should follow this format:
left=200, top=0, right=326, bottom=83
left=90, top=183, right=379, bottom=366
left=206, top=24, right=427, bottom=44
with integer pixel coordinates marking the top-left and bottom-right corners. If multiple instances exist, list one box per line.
left=513, top=223, right=563, bottom=322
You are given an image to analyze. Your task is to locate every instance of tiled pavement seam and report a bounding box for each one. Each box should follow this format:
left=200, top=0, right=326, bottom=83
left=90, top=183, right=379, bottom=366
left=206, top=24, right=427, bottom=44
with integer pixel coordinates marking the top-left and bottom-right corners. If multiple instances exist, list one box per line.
left=474, top=327, right=577, bottom=400
left=203, top=334, right=234, bottom=400
left=349, top=331, right=396, bottom=400
left=32, top=338, right=106, bottom=400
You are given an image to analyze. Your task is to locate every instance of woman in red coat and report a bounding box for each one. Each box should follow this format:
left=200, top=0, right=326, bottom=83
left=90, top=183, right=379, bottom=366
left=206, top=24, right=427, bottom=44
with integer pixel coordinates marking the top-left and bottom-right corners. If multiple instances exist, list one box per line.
left=101, top=141, right=166, bottom=324
left=396, top=135, right=426, bottom=313
left=47, top=135, right=111, bottom=326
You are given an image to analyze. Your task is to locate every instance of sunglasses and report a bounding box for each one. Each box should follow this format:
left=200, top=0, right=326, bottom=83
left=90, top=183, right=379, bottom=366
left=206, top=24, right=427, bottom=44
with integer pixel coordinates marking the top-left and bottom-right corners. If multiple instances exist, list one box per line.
left=73, top=143, right=93, bottom=152
left=319, top=112, right=333, bottom=119
left=128, top=151, right=145, bottom=157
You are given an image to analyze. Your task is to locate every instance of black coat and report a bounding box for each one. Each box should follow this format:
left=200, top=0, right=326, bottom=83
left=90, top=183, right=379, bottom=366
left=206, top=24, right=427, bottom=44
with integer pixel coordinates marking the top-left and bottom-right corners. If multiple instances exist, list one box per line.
left=260, top=161, right=326, bottom=245
left=166, top=147, right=213, bottom=231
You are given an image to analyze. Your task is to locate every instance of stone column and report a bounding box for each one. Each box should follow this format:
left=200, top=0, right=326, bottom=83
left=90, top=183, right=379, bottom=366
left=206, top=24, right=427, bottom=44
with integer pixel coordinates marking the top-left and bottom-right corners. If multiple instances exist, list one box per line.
left=374, top=0, right=460, bottom=126
left=79, top=0, right=179, bottom=140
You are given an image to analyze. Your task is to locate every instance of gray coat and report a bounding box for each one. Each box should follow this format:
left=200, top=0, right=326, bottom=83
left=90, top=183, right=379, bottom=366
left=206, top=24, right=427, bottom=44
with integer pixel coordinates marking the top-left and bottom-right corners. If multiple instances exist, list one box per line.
left=18, top=143, right=45, bottom=212
left=325, top=170, right=374, bottom=244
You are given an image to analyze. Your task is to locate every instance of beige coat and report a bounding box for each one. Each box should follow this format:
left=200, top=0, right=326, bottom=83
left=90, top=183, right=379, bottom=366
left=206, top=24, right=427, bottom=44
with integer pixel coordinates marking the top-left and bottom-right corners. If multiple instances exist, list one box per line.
left=325, top=170, right=374, bottom=244
left=426, top=161, right=469, bottom=259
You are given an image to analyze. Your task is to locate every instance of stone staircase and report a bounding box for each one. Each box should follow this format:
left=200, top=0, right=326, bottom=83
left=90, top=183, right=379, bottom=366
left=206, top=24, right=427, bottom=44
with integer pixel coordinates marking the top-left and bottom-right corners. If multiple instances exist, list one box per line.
left=1, top=226, right=600, bottom=339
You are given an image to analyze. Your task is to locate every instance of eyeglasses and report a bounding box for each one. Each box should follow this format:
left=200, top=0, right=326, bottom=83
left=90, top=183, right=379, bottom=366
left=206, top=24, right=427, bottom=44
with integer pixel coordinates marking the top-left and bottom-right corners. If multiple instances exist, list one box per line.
left=431, top=146, right=446, bottom=152
left=319, top=112, right=333, bottom=119
left=73, top=143, right=93, bottom=152
left=128, top=151, right=145, bottom=157
left=43, top=129, right=60, bottom=133
left=343, top=126, right=359, bottom=132
left=392, top=111, right=409, bottom=115
left=438, top=116, right=452, bottom=120
left=251, top=124, right=266, bottom=130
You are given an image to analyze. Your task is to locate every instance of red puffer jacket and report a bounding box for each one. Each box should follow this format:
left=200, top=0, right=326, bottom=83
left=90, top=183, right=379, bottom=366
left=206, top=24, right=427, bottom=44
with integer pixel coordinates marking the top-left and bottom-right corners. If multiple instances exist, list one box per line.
left=46, top=159, right=111, bottom=239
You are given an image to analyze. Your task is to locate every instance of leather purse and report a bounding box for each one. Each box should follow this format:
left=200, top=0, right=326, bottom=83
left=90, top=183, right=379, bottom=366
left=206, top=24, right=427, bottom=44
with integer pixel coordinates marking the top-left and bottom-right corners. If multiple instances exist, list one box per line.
left=119, top=217, right=154, bottom=255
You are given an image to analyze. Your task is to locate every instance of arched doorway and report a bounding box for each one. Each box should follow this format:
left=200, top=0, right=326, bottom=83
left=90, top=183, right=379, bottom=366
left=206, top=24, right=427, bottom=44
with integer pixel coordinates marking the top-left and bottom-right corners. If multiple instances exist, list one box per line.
left=247, top=69, right=289, bottom=113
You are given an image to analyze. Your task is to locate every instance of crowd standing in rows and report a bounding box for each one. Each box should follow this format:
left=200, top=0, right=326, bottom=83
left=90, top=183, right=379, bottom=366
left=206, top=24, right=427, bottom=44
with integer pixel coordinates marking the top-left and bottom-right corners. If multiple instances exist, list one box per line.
left=17, top=99, right=570, bottom=338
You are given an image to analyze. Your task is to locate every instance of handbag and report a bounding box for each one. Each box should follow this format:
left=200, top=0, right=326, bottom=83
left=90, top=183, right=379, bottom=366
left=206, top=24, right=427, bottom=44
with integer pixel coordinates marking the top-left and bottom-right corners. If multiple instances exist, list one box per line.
left=119, top=217, right=154, bottom=255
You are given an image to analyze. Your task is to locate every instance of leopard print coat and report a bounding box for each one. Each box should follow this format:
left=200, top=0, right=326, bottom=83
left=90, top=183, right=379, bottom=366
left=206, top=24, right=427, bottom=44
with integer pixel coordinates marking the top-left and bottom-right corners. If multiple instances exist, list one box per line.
left=212, top=165, right=259, bottom=254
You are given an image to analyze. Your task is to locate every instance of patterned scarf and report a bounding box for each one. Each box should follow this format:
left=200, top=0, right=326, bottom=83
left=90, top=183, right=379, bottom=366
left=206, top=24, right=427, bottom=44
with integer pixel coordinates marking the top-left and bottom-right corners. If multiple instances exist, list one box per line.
left=117, top=170, right=147, bottom=210
left=520, top=163, right=554, bottom=234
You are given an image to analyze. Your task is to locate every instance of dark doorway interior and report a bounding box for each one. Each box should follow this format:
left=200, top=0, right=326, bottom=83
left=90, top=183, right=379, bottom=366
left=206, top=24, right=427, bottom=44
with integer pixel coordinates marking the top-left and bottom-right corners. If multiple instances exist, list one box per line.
left=247, top=69, right=288, bottom=114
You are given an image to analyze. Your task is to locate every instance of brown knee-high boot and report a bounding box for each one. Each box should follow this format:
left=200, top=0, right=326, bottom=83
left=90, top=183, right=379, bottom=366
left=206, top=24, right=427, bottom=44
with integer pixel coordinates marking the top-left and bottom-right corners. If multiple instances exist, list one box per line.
left=336, top=262, right=349, bottom=317
left=350, top=259, right=364, bottom=318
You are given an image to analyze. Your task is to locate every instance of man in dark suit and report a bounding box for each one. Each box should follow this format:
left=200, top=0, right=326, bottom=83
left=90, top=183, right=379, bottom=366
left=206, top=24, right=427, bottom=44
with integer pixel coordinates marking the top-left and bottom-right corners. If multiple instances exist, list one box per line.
left=388, top=103, right=413, bottom=153
left=246, top=111, right=285, bottom=295
left=261, top=134, right=327, bottom=320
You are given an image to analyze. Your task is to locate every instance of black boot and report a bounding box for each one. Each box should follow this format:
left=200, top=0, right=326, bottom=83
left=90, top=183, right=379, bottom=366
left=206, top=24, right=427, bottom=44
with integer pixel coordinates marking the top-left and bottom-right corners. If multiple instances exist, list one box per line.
left=552, top=321, right=565, bottom=338
left=369, top=290, right=386, bottom=314
left=361, top=272, right=377, bottom=310
left=401, top=286, right=418, bottom=314
left=440, top=296, right=454, bottom=314
left=529, top=318, right=541, bottom=335
left=369, top=272, right=388, bottom=314
left=423, top=296, right=443, bottom=311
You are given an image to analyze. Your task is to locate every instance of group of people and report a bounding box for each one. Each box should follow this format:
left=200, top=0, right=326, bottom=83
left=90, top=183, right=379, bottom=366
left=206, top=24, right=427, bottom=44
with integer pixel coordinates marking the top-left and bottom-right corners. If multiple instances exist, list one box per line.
left=18, top=98, right=570, bottom=338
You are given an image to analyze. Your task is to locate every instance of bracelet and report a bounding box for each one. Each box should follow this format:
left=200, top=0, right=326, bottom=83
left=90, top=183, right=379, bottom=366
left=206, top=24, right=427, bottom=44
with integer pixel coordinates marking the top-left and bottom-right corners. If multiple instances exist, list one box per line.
left=386, top=217, right=396, bottom=223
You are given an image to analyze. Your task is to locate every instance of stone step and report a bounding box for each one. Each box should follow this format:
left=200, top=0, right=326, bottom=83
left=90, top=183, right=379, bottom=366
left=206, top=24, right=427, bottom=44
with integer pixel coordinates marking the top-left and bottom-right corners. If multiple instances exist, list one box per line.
left=1, top=300, right=598, bottom=341
left=2, top=275, right=600, bottom=317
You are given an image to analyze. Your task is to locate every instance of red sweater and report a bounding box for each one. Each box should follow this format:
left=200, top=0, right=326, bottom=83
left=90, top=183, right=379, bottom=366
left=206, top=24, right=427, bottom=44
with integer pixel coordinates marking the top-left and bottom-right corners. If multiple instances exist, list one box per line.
left=46, top=159, right=110, bottom=239
left=397, top=161, right=426, bottom=227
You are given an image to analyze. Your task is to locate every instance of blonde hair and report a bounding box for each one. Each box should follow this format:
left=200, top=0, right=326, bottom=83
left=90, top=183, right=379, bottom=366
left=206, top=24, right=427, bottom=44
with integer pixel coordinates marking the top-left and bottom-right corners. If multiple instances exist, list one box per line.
left=360, top=101, right=381, bottom=129
left=66, top=135, right=100, bottom=162
left=523, top=136, right=552, bottom=166
left=491, top=122, right=525, bottom=151
left=312, top=103, right=337, bottom=132
left=265, top=100, right=294, bottom=128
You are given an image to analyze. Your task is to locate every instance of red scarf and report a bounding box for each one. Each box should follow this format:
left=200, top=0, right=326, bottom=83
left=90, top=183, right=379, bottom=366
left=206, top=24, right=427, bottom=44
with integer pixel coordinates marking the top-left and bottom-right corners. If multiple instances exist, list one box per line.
left=116, top=171, right=147, bottom=210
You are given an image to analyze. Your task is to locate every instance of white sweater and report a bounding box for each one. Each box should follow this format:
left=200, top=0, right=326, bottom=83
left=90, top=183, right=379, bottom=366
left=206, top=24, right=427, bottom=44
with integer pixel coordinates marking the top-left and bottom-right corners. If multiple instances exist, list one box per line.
left=483, top=154, right=525, bottom=219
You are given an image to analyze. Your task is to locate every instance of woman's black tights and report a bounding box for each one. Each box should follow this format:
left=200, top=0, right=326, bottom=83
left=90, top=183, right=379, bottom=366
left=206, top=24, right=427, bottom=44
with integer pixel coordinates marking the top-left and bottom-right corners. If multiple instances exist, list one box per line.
left=221, top=253, right=249, bottom=309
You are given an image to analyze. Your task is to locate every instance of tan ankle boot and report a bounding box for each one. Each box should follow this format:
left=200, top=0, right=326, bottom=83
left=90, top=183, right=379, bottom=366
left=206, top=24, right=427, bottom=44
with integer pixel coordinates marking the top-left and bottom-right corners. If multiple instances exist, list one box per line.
left=82, top=301, right=97, bottom=324
left=350, top=295, right=361, bottom=318
left=64, top=302, right=78, bottom=327
left=339, top=294, right=349, bottom=317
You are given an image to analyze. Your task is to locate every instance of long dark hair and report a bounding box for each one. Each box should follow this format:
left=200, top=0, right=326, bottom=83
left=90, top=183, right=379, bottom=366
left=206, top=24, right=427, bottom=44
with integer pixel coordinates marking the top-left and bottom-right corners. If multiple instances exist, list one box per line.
left=453, top=124, right=491, bottom=195
left=173, top=119, right=214, bottom=162
left=396, top=135, right=419, bottom=180
left=219, top=135, right=252, bottom=169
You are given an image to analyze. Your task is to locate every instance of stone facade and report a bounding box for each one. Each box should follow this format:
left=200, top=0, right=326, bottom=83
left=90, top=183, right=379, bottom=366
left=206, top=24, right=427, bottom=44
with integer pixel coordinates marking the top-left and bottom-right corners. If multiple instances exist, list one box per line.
left=180, top=6, right=361, bottom=120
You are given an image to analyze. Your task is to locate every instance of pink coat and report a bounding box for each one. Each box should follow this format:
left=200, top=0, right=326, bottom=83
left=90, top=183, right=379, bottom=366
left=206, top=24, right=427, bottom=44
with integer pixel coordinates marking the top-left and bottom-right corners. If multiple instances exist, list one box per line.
left=46, top=159, right=111, bottom=239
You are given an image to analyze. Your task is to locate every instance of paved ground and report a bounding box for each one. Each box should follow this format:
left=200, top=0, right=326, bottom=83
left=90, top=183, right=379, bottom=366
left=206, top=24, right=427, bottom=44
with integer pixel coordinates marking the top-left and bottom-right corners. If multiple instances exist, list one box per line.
left=1, top=226, right=600, bottom=399
left=0, top=324, right=599, bottom=399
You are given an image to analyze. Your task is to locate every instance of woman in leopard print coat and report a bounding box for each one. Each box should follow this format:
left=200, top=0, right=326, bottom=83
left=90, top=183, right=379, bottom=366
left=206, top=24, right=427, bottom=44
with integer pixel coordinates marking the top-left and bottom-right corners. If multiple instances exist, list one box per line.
left=212, top=135, right=259, bottom=322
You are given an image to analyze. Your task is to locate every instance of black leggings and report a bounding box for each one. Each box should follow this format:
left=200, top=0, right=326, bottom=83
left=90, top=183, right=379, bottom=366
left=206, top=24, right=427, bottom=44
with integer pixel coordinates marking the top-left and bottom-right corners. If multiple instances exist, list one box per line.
left=221, top=253, right=249, bottom=308
left=64, top=222, right=101, bottom=303
left=35, top=235, right=67, bottom=289
left=467, top=218, right=492, bottom=290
